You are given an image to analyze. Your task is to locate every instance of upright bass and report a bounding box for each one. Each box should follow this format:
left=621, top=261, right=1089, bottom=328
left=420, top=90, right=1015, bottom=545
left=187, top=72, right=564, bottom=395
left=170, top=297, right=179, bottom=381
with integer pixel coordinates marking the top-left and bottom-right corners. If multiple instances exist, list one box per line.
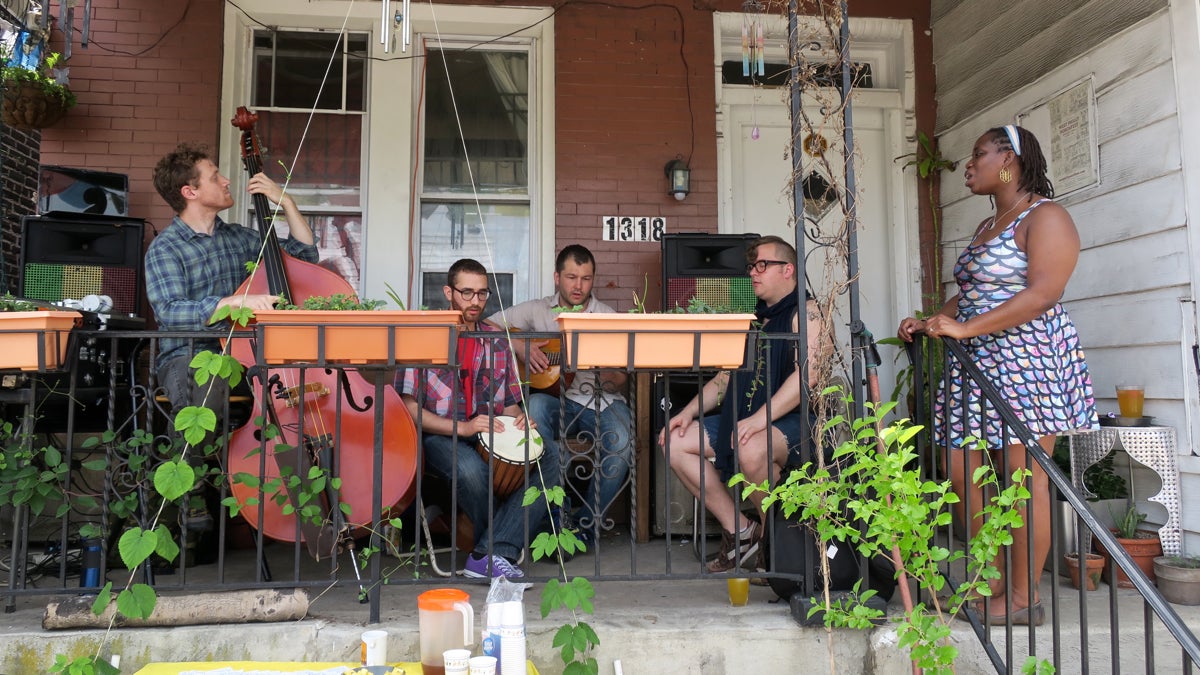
left=224, top=106, right=418, bottom=557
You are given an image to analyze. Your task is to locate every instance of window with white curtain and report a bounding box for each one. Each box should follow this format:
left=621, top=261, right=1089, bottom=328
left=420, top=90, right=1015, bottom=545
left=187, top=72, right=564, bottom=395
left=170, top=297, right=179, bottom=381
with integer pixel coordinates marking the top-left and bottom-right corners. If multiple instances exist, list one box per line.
left=418, top=41, right=535, bottom=311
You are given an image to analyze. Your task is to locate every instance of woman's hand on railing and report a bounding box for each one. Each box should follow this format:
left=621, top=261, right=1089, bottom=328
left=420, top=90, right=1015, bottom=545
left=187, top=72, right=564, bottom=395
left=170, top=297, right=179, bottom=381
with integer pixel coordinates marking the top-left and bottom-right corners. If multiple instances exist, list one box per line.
left=896, top=316, right=926, bottom=342
left=923, top=314, right=972, bottom=340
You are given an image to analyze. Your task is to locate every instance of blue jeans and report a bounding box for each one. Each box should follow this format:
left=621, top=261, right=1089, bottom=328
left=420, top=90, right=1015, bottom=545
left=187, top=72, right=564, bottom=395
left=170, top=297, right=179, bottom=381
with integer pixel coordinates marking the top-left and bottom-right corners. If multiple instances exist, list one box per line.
left=526, top=392, right=633, bottom=527
left=422, top=432, right=558, bottom=561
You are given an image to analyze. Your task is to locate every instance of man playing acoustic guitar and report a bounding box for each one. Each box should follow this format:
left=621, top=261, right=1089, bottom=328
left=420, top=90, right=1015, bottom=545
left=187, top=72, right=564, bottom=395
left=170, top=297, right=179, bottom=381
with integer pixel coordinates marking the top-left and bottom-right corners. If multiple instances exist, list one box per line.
left=488, top=245, right=633, bottom=547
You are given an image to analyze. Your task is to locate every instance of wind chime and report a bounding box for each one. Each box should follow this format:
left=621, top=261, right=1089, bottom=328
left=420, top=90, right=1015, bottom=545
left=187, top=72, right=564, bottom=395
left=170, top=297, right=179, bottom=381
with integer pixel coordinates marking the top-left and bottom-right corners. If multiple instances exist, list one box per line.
left=380, top=0, right=413, bottom=53
left=742, top=0, right=765, bottom=140
left=741, top=0, right=765, bottom=78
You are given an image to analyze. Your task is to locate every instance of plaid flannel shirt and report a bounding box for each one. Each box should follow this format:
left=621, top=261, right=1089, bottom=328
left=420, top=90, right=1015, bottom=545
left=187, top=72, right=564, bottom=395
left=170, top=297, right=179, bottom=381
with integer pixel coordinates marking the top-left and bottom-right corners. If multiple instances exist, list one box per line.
left=396, top=322, right=522, bottom=421
left=144, top=215, right=317, bottom=367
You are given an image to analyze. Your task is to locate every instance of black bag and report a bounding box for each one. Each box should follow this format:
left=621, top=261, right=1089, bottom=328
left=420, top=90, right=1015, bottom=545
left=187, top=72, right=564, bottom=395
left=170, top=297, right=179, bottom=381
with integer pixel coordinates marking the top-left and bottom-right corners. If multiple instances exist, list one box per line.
left=766, top=463, right=898, bottom=603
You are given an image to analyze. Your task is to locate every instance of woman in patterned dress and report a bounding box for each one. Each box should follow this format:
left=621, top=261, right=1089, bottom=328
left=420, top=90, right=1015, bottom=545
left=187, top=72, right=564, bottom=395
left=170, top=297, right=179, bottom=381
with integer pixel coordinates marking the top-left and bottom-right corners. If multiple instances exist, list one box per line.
left=897, top=125, right=1098, bottom=626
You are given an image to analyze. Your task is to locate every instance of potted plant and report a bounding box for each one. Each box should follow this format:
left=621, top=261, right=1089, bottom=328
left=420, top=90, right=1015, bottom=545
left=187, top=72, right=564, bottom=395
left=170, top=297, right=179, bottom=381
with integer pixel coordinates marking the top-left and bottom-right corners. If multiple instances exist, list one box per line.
left=1153, top=555, right=1200, bottom=605
left=1063, top=551, right=1106, bottom=591
left=253, top=293, right=463, bottom=365
left=0, top=293, right=80, bottom=371
left=1, top=49, right=76, bottom=130
left=556, top=286, right=756, bottom=370
left=1095, top=503, right=1163, bottom=588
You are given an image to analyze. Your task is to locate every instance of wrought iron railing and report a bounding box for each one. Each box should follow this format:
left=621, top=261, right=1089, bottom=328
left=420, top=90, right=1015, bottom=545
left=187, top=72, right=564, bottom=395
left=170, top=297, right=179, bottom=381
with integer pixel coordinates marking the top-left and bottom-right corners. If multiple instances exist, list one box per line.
left=1, top=325, right=813, bottom=625
left=907, top=332, right=1200, bottom=674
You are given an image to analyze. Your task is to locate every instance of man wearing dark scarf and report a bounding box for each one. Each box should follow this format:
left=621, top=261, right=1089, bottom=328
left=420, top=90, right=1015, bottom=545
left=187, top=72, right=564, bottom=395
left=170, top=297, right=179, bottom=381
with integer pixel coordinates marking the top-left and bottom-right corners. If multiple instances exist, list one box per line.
left=658, top=236, right=827, bottom=574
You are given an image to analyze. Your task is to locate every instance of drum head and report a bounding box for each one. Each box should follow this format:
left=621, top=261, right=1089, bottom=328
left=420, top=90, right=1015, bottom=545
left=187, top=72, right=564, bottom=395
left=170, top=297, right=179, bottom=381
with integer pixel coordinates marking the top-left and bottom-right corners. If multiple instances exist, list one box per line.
left=478, top=415, right=544, bottom=464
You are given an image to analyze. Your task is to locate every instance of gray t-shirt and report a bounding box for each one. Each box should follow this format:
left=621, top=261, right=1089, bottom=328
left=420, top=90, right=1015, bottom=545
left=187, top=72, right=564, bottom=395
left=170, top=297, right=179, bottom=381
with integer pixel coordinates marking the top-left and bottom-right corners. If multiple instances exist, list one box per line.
left=488, top=294, right=626, bottom=410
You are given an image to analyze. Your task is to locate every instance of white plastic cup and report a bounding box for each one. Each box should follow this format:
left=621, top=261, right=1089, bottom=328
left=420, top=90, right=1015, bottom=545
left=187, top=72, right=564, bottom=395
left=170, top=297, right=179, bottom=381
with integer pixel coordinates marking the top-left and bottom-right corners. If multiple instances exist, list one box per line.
left=469, top=655, right=498, bottom=675
left=361, top=629, right=388, bottom=666
left=444, top=647, right=472, bottom=674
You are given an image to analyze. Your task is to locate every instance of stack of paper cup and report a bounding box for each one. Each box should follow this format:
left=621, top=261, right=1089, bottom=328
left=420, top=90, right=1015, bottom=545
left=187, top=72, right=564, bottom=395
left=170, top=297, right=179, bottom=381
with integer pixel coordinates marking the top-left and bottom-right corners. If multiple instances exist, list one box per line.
left=498, top=600, right=525, bottom=675
left=482, top=602, right=502, bottom=665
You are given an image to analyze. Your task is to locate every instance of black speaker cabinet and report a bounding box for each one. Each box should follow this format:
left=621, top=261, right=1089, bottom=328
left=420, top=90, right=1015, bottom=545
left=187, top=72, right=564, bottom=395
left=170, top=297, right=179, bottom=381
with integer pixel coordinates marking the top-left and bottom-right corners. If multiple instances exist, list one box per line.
left=651, top=371, right=722, bottom=537
left=661, top=233, right=758, bottom=313
left=19, top=215, right=146, bottom=316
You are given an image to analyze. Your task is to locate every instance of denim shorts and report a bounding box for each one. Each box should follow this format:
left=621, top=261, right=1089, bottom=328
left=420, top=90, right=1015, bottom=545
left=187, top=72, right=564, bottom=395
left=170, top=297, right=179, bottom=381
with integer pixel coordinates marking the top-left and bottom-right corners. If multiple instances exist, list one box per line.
left=701, top=410, right=813, bottom=470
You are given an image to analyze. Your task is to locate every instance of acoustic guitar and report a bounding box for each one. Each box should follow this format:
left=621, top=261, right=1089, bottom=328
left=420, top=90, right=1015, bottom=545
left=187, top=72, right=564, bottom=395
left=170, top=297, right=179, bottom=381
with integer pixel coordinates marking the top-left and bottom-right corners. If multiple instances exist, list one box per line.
left=509, top=330, right=573, bottom=396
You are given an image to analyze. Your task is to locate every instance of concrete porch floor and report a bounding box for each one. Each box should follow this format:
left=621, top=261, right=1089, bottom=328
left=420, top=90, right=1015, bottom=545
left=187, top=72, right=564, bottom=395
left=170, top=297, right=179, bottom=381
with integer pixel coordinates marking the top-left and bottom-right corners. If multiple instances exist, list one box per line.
left=3, top=531, right=1200, bottom=674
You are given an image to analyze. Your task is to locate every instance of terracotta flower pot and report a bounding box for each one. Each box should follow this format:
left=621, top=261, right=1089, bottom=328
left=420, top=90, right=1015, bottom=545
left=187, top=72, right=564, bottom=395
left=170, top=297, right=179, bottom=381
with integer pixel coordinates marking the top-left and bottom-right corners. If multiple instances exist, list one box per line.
left=1095, top=529, right=1162, bottom=588
left=555, top=313, right=756, bottom=369
left=1064, top=552, right=1106, bottom=591
left=253, top=309, right=463, bottom=365
left=0, top=310, right=80, bottom=370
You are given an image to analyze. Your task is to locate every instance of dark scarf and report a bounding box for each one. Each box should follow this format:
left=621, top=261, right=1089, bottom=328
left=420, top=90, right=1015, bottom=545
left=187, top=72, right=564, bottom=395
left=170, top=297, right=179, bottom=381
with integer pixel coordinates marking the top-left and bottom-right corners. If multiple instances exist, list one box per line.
left=713, top=289, right=803, bottom=481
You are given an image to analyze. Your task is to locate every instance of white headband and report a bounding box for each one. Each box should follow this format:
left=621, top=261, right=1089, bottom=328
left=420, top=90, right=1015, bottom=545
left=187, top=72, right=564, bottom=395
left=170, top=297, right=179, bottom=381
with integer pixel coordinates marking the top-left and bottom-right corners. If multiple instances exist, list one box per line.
left=1004, top=124, right=1022, bottom=156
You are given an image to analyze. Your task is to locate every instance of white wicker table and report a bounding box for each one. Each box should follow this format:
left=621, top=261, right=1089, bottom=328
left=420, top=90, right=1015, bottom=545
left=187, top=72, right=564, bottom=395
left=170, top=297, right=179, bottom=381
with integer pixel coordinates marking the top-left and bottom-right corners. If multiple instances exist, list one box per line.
left=1069, top=425, right=1181, bottom=556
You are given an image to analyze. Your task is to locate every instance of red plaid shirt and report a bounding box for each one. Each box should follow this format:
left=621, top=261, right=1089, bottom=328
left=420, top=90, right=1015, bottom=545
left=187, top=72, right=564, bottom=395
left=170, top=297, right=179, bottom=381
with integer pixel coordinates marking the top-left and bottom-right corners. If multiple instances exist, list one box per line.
left=395, top=322, right=522, bottom=421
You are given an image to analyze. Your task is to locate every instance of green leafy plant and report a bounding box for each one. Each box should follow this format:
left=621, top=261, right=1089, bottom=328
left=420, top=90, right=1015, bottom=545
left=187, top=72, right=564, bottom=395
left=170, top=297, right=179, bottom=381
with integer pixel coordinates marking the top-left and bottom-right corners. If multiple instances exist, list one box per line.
left=629, top=274, right=650, bottom=313
left=737, top=392, right=1035, bottom=674
left=0, top=292, right=37, bottom=312
left=1161, top=555, right=1200, bottom=569
left=895, top=131, right=956, bottom=302
left=1050, top=438, right=1128, bottom=501
left=280, top=293, right=385, bottom=311
left=2, top=50, right=77, bottom=109
left=1112, top=503, right=1149, bottom=539
left=528, top=483, right=599, bottom=674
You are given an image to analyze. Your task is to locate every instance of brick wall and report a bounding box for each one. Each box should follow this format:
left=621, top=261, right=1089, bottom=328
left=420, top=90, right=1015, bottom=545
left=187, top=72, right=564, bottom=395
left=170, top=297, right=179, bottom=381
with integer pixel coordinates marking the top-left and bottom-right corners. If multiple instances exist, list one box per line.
left=0, top=125, right=40, bottom=293
left=39, top=0, right=226, bottom=237
left=554, top=0, right=718, bottom=311
left=25, top=0, right=931, bottom=313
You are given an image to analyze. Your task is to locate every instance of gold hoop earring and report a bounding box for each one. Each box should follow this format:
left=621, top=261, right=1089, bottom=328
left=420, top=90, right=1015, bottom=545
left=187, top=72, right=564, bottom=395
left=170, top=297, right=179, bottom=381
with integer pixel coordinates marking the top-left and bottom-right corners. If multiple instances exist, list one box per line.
left=999, top=167, right=1013, bottom=184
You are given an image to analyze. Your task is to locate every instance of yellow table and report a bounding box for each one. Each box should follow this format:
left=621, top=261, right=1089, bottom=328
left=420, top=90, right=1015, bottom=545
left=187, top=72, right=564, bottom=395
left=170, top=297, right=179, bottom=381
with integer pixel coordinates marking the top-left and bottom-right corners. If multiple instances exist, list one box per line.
left=134, top=662, right=539, bottom=674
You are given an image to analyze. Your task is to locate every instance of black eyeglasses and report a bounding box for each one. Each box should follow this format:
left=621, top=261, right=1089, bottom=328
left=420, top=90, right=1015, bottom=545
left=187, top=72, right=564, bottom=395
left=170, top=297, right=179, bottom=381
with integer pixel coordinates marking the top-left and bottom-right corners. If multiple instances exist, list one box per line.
left=452, top=287, right=492, bottom=301
left=745, top=260, right=789, bottom=274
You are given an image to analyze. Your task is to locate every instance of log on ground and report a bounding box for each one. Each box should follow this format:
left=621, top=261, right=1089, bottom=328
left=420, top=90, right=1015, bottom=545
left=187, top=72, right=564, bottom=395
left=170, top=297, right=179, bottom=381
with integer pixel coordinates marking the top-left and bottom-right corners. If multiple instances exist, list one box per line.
left=42, top=588, right=310, bottom=629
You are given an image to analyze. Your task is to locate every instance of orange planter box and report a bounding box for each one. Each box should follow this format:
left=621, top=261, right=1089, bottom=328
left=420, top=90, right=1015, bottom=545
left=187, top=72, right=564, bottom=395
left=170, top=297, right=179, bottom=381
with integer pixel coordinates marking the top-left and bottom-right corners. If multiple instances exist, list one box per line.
left=254, top=310, right=463, bottom=365
left=556, top=313, right=755, bottom=369
left=0, top=310, right=80, bottom=371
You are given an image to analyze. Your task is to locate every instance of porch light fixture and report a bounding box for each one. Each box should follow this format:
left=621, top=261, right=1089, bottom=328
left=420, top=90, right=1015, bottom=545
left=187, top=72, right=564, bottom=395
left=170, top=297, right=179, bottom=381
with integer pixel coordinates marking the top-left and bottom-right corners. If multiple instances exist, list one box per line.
left=665, top=159, right=690, bottom=201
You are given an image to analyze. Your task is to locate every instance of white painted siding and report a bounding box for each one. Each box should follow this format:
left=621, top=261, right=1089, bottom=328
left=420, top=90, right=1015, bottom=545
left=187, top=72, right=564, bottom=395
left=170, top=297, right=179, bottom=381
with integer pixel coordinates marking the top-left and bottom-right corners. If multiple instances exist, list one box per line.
left=932, top=0, right=1166, bottom=132
left=930, top=9, right=1200, bottom=546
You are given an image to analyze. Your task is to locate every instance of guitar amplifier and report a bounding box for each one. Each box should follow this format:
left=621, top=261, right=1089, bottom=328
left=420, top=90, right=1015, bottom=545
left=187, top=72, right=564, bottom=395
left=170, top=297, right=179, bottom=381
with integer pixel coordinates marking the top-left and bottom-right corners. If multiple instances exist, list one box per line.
left=19, top=215, right=146, bottom=317
left=662, top=233, right=758, bottom=313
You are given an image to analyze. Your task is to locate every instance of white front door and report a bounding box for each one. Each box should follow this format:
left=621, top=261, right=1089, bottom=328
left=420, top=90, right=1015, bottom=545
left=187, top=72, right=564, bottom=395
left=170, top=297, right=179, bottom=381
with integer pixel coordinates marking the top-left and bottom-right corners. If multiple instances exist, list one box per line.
left=719, top=88, right=913, bottom=398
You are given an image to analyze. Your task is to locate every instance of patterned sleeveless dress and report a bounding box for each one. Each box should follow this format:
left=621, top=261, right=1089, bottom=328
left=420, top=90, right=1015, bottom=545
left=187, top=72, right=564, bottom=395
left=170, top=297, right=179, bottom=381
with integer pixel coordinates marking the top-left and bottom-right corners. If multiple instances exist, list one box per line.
left=934, top=199, right=1099, bottom=449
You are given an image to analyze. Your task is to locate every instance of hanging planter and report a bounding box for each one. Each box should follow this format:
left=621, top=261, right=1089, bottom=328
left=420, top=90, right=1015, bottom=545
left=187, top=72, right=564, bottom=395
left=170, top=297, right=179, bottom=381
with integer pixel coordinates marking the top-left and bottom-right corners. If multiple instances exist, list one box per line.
left=0, top=310, right=81, bottom=371
left=556, top=313, right=756, bottom=369
left=254, top=309, right=463, bottom=365
left=1, top=52, right=77, bottom=130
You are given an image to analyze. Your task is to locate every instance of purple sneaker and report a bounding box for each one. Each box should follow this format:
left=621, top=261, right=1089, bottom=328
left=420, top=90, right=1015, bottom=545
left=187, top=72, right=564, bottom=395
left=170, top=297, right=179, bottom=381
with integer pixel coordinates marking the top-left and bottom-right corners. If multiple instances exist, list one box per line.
left=463, top=553, right=525, bottom=579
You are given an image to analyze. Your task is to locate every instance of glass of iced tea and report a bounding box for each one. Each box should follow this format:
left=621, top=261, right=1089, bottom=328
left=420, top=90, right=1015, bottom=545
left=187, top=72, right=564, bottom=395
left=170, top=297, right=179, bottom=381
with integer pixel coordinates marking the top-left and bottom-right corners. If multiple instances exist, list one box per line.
left=1116, top=385, right=1145, bottom=418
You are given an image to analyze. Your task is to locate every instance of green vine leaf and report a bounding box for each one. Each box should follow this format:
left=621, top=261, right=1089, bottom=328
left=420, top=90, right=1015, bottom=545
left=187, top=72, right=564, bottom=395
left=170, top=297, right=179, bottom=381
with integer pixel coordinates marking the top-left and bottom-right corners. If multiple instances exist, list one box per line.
left=91, top=582, right=113, bottom=616
left=154, top=524, right=180, bottom=563
left=153, top=460, right=195, bottom=501
left=118, top=527, right=158, bottom=569
left=175, top=405, right=217, bottom=446
left=116, top=583, right=158, bottom=620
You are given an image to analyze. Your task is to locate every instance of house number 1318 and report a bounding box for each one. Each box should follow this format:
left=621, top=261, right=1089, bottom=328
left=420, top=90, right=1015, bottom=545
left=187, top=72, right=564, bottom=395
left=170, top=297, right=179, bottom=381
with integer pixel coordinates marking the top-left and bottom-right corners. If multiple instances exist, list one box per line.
left=602, top=216, right=665, bottom=242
